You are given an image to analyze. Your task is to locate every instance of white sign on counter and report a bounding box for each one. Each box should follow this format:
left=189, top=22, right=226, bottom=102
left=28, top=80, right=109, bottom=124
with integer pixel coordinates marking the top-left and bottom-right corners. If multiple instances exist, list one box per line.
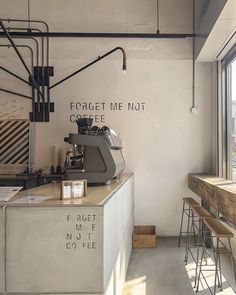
left=0, top=187, right=22, bottom=201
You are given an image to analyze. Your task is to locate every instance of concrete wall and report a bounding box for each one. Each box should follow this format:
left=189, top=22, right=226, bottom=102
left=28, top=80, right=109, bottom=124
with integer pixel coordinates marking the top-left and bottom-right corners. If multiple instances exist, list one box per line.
left=0, top=0, right=214, bottom=235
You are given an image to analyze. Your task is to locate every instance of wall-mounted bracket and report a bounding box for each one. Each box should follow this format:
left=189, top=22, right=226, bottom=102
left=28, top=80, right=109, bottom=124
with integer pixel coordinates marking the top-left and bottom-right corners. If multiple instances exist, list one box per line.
left=29, top=66, right=54, bottom=87
left=30, top=102, right=54, bottom=122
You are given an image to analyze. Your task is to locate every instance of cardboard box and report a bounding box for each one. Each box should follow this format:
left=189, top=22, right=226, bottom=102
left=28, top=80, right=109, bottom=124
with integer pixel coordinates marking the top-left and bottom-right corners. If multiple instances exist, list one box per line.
left=133, top=225, right=156, bottom=248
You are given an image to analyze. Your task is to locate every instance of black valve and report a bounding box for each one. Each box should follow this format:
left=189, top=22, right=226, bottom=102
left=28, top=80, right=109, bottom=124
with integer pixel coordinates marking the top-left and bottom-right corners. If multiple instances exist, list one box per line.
left=91, top=126, right=100, bottom=133
left=101, top=126, right=110, bottom=133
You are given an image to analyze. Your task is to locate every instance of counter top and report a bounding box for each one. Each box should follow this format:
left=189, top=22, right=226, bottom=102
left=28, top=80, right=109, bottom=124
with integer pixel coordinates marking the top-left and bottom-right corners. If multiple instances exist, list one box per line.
left=188, top=173, right=236, bottom=225
left=0, top=173, right=133, bottom=207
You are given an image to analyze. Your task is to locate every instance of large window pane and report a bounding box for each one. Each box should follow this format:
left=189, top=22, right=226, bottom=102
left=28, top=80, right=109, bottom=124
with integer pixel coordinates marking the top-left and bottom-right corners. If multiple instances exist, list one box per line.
left=232, top=59, right=236, bottom=180
left=221, top=46, right=236, bottom=180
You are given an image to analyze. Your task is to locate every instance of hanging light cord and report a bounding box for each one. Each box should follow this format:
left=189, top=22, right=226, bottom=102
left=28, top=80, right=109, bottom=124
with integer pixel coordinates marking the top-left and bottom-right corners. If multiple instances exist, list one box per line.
left=191, top=0, right=197, bottom=113
left=27, top=0, right=31, bottom=31
left=156, top=0, right=160, bottom=33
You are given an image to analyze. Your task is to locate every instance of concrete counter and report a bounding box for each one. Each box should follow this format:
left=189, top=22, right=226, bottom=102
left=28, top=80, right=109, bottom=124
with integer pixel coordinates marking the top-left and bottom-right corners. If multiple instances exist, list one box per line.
left=1, top=173, right=132, bottom=207
left=0, top=173, right=134, bottom=295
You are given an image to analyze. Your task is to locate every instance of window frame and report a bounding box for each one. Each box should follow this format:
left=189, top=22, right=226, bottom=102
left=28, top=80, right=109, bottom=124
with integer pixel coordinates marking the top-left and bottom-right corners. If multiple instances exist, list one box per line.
left=220, top=45, right=236, bottom=180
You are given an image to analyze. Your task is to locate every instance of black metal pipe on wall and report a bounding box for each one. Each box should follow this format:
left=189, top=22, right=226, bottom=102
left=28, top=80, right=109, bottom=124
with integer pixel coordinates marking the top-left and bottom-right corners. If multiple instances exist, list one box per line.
left=0, top=66, right=28, bottom=84
left=0, top=31, right=195, bottom=39
left=0, top=20, right=43, bottom=98
left=0, top=87, right=32, bottom=100
left=50, top=46, right=126, bottom=89
left=6, top=28, right=47, bottom=112
left=0, top=19, right=55, bottom=121
left=0, top=37, right=39, bottom=120
left=9, top=36, right=40, bottom=105
left=3, top=19, right=51, bottom=114
left=0, top=18, right=195, bottom=122
left=0, top=44, right=35, bottom=118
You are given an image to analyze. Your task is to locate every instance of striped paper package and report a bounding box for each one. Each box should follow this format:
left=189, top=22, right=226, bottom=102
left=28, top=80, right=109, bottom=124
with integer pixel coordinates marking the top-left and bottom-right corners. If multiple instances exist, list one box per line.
left=0, top=119, right=30, bottom=174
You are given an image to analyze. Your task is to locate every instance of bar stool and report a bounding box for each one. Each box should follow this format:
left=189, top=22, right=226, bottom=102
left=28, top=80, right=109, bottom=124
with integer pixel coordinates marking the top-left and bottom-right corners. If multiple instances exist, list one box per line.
left=178, top=197, right=200, bottom=248
left=196, top=217, right=236, bottom=295
left=187, top=207, right=212, bottom=287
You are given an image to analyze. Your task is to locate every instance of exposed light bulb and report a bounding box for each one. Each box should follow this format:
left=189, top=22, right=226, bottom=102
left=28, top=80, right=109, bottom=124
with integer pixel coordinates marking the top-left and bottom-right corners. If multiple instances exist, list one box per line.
left=122, top=61, right=126, bottom=74
left=190, top=106, right=197, bottom=114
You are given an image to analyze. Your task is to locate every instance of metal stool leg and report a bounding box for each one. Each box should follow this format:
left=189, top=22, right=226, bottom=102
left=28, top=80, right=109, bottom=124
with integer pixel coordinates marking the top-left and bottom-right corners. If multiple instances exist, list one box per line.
left=228, top=238, right=236, bottom=291
left=218, top=248, right=223, bottom=290
left=184, top=205, right=191, bottom=264
left=196, top=226, right=207, bottom=292
left=192, top=210, right=197, bottom=245
left=210, top=235, right=221, bottom=290
left=185, top=208, right=196, bottom=265
left=194, top=218, right=203, bottom=288
left=178, top=200, right=186, bottom=247
left=213, top=238, right=220, bottom=295
left=195, top=218, right=235, bottom=294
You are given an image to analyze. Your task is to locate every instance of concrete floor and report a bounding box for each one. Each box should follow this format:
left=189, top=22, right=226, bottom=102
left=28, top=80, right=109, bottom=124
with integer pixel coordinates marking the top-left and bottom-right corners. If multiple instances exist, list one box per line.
left=123, top=238, right=236, bottom=295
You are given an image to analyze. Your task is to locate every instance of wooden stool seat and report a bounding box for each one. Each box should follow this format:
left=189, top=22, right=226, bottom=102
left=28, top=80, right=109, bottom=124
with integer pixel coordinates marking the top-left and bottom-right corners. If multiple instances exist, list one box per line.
left=192, top=206, right=212, bottom=218
left=182, top=197, right=200, bottom=208
left=203, top=217, right=233, bottom=238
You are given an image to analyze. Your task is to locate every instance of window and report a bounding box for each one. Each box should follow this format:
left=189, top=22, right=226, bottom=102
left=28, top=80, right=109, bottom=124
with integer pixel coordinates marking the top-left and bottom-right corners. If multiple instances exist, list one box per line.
left=231, top=59, right=236, bottom=179
left=221, top=46, right=236, bottom=180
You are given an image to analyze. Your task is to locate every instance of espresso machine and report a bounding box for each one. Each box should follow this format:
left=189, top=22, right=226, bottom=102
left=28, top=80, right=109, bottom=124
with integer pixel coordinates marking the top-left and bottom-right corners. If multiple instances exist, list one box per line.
left=64, top=119, right=125, bottom=184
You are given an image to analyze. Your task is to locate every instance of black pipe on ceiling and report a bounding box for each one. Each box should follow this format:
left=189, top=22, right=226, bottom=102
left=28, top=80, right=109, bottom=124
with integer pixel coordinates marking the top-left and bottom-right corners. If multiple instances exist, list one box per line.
left=0, top=31, right=195, bottom=39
